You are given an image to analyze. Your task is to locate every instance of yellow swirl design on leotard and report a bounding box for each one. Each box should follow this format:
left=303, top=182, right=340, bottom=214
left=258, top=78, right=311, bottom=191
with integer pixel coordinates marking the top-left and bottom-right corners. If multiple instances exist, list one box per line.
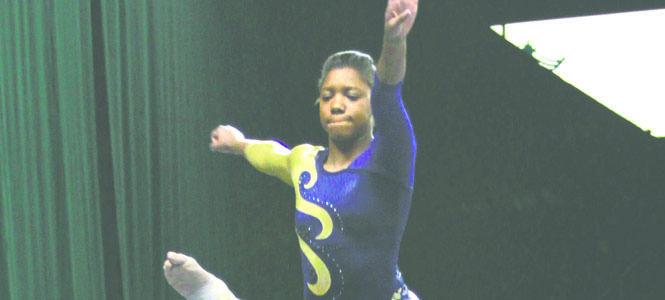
left=290, top=145, right=333, bottom=295
left=298, top=235, right=331, bottom=296
left=291, top=146, right=333, bottom=240
left=245, top=143, right=335, bottom=295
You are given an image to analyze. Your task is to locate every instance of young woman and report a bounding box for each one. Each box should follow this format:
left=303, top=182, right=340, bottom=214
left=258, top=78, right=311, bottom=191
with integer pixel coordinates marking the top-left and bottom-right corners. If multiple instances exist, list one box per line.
left=164, top=0, right=419, bottom=299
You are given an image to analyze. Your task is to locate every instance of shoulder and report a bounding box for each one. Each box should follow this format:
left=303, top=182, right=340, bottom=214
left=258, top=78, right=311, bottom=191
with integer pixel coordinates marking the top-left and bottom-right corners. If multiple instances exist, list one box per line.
left=291, top=143, right=324, bottom=152
left=290, top=144, right=324, bottom=159
left=289, top=144, right=324, bottom=163
left=288, top=144, right=325, bottom=177
left=372, top=74, right=403, bottom=95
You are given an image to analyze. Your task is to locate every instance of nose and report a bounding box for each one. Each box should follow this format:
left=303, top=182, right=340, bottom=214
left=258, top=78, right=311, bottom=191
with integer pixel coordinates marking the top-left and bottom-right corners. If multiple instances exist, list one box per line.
left=330, top=94, right=345, bottom=114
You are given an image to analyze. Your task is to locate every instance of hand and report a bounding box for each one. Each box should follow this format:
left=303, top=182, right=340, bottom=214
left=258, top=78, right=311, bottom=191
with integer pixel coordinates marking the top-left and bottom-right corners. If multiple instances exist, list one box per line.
left=209, top=125, right=246, bottom=155
left=384, top=0, right=418, bottom=41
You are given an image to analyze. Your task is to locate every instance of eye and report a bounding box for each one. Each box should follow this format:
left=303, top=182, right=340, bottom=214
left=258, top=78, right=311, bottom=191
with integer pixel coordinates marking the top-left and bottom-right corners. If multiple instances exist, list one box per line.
left=346, top=93, right=360, bottom=101
left=320, top=89, right=333, bottom=102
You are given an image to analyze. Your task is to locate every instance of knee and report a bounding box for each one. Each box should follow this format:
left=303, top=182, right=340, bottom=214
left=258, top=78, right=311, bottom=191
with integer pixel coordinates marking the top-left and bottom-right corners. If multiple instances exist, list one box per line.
left=407, top=290, right=419, bottom=300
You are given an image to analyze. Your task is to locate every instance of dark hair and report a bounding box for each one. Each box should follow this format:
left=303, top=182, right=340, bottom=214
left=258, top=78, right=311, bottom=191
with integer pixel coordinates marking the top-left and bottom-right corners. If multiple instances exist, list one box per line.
left=317, top=50, right=376, bottom=92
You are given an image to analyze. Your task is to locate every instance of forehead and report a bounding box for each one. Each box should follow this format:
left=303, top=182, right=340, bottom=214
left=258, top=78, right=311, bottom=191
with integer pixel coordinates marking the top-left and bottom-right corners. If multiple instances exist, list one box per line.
left=321, top=67, right=371, bottom=90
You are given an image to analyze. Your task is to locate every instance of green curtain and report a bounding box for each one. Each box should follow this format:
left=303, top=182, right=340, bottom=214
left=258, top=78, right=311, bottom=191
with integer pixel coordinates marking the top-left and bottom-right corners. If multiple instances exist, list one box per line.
left=1, top=1, right=105, bottom=299
left=2, top=1, right=194, bottom=299
left=1, top=1, right=297, bottom=299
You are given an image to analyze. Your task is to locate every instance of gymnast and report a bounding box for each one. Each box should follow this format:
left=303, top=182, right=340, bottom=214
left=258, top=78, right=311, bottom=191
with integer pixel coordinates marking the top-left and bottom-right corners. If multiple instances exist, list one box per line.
left=164, top=0, right=419, bottom=298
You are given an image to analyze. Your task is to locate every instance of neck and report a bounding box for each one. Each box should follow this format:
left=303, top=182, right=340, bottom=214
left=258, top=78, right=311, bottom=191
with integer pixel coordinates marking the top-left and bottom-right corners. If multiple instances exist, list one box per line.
left=324, top=133, right=372, bottom=172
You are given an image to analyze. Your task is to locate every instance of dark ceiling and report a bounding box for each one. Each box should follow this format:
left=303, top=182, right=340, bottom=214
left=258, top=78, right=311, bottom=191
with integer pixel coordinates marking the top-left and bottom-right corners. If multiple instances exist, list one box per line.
left=469, top=0, right=665, bottom=25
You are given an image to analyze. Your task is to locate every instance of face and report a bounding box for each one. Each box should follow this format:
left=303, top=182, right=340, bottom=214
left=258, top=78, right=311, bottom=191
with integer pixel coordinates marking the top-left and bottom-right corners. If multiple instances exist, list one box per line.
left=318, top=67, right=372, bottom=143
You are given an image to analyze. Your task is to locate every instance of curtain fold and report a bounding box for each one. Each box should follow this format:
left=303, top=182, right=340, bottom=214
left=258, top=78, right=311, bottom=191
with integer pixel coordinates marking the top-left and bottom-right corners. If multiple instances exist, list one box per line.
left=0, top=0, right=177, bottom=298
left=1, top=1, right=300, bottom=299
left=102, top=0, right=162, bottom=298
left=1, top=0, right=107, bottom=299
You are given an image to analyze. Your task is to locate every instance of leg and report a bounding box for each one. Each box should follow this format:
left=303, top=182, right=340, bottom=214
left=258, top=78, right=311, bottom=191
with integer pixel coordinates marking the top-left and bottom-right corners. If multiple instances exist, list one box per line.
left=163, top=251, right=238, bottom=300
left=391, top=285, right=420, bottom=300
left=407, top=290, right=420, bottom=300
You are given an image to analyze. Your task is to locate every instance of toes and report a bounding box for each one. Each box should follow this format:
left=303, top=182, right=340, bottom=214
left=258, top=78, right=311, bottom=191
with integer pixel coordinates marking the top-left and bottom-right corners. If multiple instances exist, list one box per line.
left=163, top=259, right=172, bottom=271
left=167, top=251, right=189, bottom=266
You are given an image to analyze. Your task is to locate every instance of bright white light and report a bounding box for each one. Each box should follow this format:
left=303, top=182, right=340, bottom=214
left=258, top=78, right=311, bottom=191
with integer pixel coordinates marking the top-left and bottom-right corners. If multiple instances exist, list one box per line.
left=491, top=9, right=665, bottom=137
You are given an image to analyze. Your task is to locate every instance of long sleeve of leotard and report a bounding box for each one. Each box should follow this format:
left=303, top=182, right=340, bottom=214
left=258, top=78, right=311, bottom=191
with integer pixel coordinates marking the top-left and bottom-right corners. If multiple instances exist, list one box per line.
left=244, top=141, right=293, bottom=186
left=368, top=74, right=416, bottom=188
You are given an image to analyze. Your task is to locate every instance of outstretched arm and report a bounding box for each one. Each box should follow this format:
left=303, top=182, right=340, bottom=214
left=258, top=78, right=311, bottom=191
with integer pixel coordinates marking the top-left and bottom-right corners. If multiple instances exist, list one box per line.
left=376, top=0, right=418, bottom=84
left=210, top=125, right=292, bottom=185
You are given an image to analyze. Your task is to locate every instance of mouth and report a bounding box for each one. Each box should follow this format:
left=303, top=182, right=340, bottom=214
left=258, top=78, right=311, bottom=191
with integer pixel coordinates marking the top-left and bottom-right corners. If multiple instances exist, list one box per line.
left=327, top=119, right=352, bottom=128
left=327, top=117, right=352, bottom=125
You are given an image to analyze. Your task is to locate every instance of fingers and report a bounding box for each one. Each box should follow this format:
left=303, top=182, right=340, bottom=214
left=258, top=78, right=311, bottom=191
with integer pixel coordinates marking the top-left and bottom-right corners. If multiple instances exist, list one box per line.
left=210, top=125, right=232, bottom=140
left=385, top=0, right=418, bottom=35
left=210, top=125, right=224, bottom=151
left=390, top=9, right=411, bottom=26
left=210, top=125, right=222, bottom=140
left=210, top=133, right=218, bottom=149
left=209, top=124, right=244, bottom=154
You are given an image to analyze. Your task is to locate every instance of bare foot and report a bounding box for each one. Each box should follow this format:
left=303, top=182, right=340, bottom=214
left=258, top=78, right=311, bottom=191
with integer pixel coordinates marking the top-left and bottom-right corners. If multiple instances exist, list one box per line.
left=163, top=252, right=237, bottom=300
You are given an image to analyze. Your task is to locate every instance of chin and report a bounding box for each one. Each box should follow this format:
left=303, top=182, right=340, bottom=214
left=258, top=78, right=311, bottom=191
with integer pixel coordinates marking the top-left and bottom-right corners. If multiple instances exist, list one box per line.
left=323, top=127, right=346, bottom=138
left=328, top=132, right=352, bottom=143
left=329, top=131, right=368, bottom=145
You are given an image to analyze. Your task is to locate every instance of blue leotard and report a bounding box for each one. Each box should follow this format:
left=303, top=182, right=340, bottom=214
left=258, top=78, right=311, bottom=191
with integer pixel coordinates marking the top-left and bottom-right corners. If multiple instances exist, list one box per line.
left=245, top=75, right=416, bottom=299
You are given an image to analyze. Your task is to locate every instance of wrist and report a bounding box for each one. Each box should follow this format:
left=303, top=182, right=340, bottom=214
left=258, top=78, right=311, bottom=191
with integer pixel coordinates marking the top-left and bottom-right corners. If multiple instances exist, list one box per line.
left=234, top=140, right=248, bottom=156
left=383, top=33, right=407, bottom=46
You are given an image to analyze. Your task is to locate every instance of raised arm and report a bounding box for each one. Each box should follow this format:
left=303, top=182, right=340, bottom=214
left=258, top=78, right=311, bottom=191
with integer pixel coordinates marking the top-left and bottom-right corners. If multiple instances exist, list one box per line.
left=210, top=125, right=292, bottom=185
left=368, top=0, right=418, bottom=188
left=376, top=0, right=418, bottom=84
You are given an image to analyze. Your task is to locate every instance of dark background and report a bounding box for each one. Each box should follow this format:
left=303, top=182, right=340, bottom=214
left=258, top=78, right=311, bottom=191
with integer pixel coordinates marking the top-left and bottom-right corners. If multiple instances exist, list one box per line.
left=191, top=1, right=665, bottom=298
